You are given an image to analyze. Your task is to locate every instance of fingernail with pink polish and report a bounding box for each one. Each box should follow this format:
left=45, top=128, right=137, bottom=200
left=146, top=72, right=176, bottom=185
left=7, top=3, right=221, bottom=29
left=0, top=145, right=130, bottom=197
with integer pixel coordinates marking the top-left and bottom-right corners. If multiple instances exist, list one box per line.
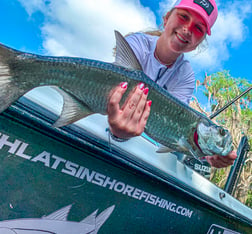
left=138, top=82, right=145, bottom=90
left=143, top=87, right=149, bottom=95
left=120, top=82, right=128, bottom=89
left=147, top=100, right=152, bottom=107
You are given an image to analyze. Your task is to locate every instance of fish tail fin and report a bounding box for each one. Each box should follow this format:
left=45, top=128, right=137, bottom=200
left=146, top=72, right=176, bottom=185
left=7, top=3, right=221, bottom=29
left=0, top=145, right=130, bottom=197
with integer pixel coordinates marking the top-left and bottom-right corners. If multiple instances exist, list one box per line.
left=0, top=43, right=29, bottom=112
left=93, top=205, right=115, bottom=233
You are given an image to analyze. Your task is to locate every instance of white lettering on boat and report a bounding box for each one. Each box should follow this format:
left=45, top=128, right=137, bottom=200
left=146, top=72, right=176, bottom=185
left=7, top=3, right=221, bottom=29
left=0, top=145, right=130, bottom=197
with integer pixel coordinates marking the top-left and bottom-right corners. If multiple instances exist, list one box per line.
left=0, top=132, right=194, bottom=218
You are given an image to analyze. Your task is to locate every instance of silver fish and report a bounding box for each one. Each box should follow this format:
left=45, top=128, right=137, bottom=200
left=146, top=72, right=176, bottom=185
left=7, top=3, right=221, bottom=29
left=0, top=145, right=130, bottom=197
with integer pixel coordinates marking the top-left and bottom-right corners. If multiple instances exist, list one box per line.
left=0, top=31, right=232, bottom=158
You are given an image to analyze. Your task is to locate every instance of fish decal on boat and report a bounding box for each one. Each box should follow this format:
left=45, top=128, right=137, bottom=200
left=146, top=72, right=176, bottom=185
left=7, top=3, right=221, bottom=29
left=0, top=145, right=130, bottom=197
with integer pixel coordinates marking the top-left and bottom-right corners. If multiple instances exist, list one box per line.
left=0, top=31, right=233, bottom=158
left=0, top=204, right=115, bottom=234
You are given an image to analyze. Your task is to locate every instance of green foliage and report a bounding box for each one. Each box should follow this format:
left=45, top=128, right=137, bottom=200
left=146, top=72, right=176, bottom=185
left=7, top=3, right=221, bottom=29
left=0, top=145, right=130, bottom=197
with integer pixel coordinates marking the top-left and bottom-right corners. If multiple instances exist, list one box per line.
left=246, top=189, right=252, bottom=207
left=210, top=168, right=227, bottom=188
left=205, top=71, right=251, bottom=107
left=197, top=70, right=252, bottom=208
left=203, top=70, right=252, bottom=147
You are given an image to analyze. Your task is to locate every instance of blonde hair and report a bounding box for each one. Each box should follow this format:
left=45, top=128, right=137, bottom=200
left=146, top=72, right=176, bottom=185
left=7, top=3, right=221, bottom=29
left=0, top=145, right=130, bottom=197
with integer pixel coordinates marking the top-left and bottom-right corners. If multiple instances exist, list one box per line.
left=132, top=30, right=162, bottom=37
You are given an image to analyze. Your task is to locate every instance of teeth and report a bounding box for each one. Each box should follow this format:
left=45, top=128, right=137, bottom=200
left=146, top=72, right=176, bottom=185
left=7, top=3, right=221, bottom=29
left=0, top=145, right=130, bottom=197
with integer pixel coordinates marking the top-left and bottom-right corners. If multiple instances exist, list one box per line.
left=177, top=33, right=187, bottom=43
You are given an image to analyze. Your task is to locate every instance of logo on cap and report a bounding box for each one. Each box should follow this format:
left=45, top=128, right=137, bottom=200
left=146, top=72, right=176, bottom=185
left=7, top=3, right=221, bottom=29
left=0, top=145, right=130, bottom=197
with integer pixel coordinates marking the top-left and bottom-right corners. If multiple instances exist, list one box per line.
left=194, top=0, right=214, bottom=15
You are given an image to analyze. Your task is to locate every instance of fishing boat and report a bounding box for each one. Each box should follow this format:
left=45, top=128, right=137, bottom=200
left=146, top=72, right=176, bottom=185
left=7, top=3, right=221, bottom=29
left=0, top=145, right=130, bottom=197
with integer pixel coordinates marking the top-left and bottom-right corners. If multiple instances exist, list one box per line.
left=0, top=87, right=251, bottom=234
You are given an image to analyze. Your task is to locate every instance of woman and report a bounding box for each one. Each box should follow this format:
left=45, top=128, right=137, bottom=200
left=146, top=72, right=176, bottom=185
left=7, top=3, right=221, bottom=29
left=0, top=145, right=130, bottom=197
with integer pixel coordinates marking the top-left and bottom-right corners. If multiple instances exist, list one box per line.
left=107, top=0, right=237, bottom=168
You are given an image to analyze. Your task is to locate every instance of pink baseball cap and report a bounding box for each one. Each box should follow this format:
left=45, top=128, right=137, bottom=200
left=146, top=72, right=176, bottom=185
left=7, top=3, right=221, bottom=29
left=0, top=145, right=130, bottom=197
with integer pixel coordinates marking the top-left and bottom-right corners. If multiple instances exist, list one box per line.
left=174, top=0, right=218, bottom=35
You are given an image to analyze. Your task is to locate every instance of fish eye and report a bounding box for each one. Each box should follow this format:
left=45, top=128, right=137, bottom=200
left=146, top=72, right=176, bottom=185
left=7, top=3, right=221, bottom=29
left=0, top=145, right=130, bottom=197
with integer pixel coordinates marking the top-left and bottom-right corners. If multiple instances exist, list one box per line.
left=219, top=128, right=226, bottom=136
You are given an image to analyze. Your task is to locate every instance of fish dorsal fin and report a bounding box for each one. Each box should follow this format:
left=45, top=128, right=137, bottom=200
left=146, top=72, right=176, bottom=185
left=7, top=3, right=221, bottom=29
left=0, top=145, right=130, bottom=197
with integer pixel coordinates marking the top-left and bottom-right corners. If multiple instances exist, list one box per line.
left=43, top=204, right=72, bottom=221
left=52, top=87, right=93, bottom=127
left=80, top=209, right=98, bottom=225
left=114, top=30, right=142, bottom=71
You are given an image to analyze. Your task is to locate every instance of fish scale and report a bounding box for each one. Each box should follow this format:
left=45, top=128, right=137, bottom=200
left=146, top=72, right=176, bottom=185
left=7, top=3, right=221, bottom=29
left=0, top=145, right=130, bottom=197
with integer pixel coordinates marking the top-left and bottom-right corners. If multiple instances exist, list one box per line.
left=0, top=31, right=233, bottom=158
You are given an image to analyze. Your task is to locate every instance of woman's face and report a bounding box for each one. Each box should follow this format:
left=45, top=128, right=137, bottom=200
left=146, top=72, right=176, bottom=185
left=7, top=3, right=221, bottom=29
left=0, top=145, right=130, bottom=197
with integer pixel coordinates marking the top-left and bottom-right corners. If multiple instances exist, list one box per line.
left=162, top=8, right=207, bottom=54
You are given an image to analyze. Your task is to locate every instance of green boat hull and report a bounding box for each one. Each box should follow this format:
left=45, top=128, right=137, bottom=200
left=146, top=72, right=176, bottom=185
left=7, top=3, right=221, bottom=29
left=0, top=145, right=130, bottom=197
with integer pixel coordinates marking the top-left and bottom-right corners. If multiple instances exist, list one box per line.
left=0, top=98, right=251, bottom=234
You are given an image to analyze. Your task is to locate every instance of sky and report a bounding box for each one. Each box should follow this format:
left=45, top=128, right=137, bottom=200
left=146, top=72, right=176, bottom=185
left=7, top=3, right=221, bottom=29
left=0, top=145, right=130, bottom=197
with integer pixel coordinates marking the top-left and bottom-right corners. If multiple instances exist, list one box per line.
left=0, top=0, right=251, bottom=108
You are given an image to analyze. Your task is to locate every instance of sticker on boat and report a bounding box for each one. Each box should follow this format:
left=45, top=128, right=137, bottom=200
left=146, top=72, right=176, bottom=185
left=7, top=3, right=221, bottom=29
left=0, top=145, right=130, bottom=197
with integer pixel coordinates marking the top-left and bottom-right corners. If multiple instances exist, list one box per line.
left=0, top=204, right=115, bottom=234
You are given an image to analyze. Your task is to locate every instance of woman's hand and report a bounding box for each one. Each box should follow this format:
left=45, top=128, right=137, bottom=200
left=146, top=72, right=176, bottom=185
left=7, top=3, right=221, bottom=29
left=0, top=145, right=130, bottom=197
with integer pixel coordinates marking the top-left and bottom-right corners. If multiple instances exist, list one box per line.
left=204, top=151, right=237, bottom=168
left=107, top=82, right=152, bottom=139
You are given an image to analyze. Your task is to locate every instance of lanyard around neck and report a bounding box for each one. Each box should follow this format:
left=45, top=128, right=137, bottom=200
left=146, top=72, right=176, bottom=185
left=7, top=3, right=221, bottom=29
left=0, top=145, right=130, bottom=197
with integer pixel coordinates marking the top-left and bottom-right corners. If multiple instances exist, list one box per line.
left=155, top=67, right=169, bottom=83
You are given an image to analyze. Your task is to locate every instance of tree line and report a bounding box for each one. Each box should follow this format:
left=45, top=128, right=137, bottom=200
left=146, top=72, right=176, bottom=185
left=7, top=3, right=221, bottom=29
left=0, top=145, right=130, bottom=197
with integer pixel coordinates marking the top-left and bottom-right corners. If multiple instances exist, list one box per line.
left=190, top=70, right=251, bottom=208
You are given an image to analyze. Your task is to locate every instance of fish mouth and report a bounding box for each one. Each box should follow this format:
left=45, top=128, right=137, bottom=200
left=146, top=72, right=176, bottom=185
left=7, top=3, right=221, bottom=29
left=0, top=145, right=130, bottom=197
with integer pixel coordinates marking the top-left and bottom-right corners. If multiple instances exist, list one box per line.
left=176, top=32, right=189, bottom=44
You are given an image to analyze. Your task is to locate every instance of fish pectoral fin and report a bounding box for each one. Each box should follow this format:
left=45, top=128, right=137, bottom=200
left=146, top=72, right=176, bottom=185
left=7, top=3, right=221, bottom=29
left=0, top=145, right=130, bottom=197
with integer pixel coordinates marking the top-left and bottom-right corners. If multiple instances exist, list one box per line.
left=42, top=204, right=72, bottom=221
left=114, top=30, right=143, bottom=71
left=52, top=87, right=93, bottom=127
left=156, top=145, right=175, bottom=153
left=177, top=137, right=200, bottom=160
left=156, top=138, right=193, bottom=155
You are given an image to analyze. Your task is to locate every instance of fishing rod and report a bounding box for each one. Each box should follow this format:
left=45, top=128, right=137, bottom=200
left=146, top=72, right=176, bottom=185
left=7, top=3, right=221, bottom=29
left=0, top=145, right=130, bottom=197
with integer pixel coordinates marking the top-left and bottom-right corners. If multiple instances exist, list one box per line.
left=209, top=86, right=252, bottom=119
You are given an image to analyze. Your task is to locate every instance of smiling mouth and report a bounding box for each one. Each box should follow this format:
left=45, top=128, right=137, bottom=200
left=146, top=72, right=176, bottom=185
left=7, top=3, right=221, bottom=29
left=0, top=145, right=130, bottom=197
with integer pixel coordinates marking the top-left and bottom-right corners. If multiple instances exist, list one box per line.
left=176, top=33, right=189, bottom=43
